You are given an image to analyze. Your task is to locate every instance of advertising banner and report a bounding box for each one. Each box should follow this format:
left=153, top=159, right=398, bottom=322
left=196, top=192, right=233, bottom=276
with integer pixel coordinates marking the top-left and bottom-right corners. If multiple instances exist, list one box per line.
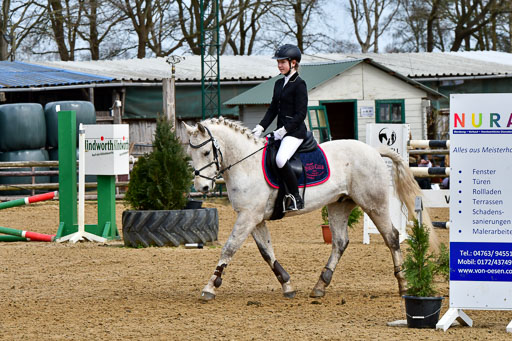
left=450, top=94, right=512, bottom=310
left=364, top=123, right=409, bottom=244
left=84, top=124, right=130, bottom=175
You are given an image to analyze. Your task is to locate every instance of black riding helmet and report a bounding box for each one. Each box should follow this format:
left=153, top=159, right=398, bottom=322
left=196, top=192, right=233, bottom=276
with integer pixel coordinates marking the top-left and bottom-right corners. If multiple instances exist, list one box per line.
left=272, top=44, right=301, bottom=63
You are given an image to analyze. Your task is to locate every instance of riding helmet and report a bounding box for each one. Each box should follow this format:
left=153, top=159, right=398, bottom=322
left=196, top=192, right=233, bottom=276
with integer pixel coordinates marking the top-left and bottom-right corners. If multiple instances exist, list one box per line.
left=272, top=44, right=301, bottom=63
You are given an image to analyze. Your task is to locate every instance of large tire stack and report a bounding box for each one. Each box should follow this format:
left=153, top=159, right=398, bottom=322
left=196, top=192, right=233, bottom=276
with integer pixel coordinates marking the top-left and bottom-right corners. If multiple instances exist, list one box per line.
left=0, top=101, right=96, bottom=195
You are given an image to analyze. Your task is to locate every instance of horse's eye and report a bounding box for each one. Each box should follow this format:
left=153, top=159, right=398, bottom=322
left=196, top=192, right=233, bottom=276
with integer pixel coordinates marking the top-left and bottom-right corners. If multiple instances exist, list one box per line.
left=204, top=150, right=210, bottom=157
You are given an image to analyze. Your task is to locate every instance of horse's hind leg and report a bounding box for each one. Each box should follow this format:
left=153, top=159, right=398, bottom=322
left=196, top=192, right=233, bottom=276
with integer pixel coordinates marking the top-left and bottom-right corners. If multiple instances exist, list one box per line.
left=366, top=208, right=407, bottom=296
left=310, top=200, right=355, bottom=298
left=252, top=221, right=296, bottom=298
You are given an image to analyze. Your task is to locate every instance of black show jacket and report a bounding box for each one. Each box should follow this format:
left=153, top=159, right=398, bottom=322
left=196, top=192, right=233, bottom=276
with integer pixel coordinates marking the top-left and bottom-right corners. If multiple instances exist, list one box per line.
left=258, top=72, right=308, bottom=139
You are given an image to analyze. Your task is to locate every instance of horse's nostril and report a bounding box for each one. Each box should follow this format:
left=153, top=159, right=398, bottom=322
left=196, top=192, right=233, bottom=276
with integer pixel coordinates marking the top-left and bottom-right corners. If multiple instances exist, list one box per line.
left=202, top=186, right=209, bottom=192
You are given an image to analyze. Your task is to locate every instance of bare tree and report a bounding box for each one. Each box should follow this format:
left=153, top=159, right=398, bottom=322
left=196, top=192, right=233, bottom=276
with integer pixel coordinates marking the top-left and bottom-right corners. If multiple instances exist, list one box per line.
left=0, top=0, right=47, bottom=60
left=444, top=0, right=507, bottom=51
left=78, top=0, right=128, bottom=60
left=348, top=0, right=400, bottom=52
left=46, top=0, right=84, bottom=61
left=219, top=0, right=272, bottom=55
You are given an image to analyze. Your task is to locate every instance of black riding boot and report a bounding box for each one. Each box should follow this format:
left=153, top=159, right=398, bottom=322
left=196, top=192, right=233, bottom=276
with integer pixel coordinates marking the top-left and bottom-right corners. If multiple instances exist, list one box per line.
left=277, top=161, right=304, bottom=212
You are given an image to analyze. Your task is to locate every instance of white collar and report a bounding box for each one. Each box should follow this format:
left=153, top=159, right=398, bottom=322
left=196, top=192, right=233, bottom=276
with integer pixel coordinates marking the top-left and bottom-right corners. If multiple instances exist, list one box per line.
left=283, top=70, right=296, bottom=86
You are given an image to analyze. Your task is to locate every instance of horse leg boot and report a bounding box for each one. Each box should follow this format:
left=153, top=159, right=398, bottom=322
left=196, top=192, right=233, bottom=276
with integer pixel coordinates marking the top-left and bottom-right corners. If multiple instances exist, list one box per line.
left=277, top=161, right=304, bottom=212
left=252, top=222, right=296, bottom=298
left=200, top=211, right=259, bottom=301
left=310, top=202, right=353, bottom=298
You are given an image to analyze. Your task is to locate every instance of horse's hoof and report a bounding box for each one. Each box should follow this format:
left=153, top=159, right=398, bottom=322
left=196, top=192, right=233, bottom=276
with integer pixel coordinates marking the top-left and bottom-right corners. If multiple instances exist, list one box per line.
left=309, top=289, right=325, bottom=298
left=200, top=291, right=216, bottom=302
left=283, top=291, right=296, bottom=299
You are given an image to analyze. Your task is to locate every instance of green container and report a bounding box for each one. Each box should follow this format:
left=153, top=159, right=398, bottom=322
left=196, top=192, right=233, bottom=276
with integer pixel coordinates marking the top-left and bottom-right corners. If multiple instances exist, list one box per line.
left=0, top=103, right=46, bottom=152
left=44, top=101, right=96, bottom=148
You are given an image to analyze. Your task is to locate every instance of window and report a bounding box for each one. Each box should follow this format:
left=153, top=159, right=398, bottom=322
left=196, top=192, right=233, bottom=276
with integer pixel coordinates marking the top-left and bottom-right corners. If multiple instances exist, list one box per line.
left=375, top=100, right=405, bottom=123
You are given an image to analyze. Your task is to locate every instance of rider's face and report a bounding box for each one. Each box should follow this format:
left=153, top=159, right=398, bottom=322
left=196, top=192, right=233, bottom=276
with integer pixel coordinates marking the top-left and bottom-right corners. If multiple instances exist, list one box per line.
left=277, top=59, right=294, bottom=75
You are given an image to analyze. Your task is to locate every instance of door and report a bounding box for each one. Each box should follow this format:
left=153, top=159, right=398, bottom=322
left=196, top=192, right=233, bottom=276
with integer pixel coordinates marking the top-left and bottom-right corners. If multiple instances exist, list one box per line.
left=307, top=105, right=331, bottom=143
left=322, top=100, right=357, bottom=140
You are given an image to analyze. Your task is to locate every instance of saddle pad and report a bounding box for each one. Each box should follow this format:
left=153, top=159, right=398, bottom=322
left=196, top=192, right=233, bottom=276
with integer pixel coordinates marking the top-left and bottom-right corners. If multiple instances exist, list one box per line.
left=262, top=143, right=330, bottom=189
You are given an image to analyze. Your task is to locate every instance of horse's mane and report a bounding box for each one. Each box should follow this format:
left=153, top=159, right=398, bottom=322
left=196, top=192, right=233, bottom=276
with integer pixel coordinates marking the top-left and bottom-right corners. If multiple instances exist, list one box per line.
left=205, top=116, right=264, bottom=145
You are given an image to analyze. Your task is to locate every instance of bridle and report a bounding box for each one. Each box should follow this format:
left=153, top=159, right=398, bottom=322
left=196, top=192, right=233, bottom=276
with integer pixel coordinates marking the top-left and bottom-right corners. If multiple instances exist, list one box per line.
left=189, top=125, right=224, bottom=184
left=189, top=125, right=269, bottom=186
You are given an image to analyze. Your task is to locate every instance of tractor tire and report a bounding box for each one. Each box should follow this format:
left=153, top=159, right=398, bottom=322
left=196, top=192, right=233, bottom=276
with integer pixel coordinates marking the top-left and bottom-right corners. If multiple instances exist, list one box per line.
left=122, top=208, right=218, bottom=248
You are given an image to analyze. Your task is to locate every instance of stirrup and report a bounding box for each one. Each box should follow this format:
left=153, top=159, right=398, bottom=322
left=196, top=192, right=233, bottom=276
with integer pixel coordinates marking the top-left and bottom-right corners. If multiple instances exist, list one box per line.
left=282, top=194, right=303, bottom=212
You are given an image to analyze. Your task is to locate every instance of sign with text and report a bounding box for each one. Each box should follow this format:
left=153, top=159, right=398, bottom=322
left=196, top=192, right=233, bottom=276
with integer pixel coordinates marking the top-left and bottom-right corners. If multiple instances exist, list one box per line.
left=84, top=124, right=129, bottom=175
left=450, top=94, right=512, bottom=310
left=363, top=123, right=409, bottom=244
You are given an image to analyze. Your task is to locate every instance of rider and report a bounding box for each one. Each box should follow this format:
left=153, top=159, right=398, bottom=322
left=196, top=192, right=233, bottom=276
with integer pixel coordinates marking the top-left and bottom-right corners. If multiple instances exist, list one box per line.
left=252, top=44, right=308, bottom=212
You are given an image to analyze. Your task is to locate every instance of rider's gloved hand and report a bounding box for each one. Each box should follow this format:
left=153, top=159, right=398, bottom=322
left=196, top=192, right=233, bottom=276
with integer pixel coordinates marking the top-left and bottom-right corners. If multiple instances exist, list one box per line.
left=251, top=124, right=264, bottom=138
left=272, top=127, right=287, bottom=140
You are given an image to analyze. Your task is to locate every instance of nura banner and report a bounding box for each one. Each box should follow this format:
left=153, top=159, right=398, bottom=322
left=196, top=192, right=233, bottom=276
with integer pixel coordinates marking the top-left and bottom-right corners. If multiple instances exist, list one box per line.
left=450, top=94, right=512, bottom=310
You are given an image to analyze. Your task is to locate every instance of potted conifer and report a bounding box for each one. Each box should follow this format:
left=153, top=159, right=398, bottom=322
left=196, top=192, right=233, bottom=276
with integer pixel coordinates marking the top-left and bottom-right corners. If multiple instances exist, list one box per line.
left=122, top=116, right=218, bottom=247
left=402, top=219, right=444, bottom=328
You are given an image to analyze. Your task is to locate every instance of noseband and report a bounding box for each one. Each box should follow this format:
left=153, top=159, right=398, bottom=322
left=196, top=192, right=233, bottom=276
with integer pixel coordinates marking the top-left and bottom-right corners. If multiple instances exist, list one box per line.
left=189, top=126, right=224, bottom=184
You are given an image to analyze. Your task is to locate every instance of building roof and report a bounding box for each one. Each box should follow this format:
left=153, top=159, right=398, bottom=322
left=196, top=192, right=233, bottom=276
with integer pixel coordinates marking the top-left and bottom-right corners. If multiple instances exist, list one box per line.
left=225, top=59, right=445, bottom=106
left=29, top=51, right=512, bottom=83
left=0, top=61, right=113, bottom=88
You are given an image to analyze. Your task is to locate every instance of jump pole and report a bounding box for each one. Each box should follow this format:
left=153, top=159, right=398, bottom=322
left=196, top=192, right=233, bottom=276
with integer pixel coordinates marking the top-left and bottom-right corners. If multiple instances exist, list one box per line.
left=0, top=191, right=58, bottom=211
left=0, top=226, right=55, bottom=242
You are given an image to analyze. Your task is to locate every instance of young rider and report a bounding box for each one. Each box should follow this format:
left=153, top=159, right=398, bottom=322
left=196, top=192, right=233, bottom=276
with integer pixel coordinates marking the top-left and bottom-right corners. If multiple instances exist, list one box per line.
left=252, top=44, right=308, bottom=212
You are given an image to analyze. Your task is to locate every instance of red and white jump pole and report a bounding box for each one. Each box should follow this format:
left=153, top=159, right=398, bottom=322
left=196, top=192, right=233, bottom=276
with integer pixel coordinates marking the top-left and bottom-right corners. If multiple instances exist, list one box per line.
left=0, top=191, right=58, bottom=242
left=0, top=191, right=58, bottom=211
left=0, top=226, right=55, bottom=242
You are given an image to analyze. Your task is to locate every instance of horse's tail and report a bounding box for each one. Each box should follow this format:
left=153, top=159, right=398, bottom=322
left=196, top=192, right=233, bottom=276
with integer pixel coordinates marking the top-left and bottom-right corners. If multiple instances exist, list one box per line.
left=378, top=147, right=440, bottom=252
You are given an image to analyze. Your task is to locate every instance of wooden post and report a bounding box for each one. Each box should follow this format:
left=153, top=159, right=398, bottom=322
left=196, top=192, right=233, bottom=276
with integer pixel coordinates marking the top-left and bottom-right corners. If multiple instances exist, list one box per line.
left=163, top=78, right=175, bottom=131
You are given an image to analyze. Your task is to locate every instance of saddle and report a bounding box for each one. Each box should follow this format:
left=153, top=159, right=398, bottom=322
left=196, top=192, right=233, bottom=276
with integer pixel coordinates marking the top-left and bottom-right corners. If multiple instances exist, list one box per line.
left=263, top=132, right=330, bottom=220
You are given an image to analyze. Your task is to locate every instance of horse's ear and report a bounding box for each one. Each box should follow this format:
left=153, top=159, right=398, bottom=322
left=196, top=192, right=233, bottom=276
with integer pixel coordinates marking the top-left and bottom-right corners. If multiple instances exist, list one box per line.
left=182, top=122, right=196, bottom=135
left=197, top=122, right=206, bottom=134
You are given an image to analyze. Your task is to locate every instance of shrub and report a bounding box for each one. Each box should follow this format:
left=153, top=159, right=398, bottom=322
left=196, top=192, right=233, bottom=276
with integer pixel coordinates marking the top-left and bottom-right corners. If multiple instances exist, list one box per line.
left=125, top=115, right=193, bottom=210
left=403, top=219, right=437, bottom=297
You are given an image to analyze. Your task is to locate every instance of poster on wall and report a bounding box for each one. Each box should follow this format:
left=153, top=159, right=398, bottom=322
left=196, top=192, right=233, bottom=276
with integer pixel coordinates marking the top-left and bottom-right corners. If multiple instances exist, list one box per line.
left=438, top=93, right=512, bottom=332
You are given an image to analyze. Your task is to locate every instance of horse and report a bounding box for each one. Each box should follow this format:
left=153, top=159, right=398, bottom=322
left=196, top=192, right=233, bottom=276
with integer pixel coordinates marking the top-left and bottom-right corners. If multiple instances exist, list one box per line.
left=183, top=117, right=436, bottom=301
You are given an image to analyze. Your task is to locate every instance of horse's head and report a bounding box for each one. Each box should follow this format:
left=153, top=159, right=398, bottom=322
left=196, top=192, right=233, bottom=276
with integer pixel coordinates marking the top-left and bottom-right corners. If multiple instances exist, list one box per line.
left=183, top=121, right=223, bottom=193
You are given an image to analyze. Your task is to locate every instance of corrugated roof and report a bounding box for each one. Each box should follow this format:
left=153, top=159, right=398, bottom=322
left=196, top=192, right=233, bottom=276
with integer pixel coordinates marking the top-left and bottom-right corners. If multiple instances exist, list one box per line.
left=30, top=52, right=512, bottom=83
left=225, top=60, right=362, bottom=105
left=0, top=61, right=113, bottom=88
left=225, top=59, right=444, bottom=106
left=34, top=56, right=277, bottom=82
left=306, top=52, right=512, bottom=79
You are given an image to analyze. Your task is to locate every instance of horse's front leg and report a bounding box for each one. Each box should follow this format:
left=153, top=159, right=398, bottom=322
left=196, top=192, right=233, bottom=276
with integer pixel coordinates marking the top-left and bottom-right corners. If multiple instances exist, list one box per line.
left=252, top=221, right=296, bottom=298
left=200, top=210, right=261, bottom=301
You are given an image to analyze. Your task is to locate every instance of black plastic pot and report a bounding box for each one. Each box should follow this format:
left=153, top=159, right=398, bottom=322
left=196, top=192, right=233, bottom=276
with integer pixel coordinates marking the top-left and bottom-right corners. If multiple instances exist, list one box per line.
left=185, top=200, right=203, bottom=209
left=403, top=295, right=444, bottom=329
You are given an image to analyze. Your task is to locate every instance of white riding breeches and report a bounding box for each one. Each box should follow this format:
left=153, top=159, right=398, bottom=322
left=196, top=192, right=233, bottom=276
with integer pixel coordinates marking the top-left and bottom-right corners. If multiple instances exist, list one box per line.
left=276, top=135, right=304, bottom=168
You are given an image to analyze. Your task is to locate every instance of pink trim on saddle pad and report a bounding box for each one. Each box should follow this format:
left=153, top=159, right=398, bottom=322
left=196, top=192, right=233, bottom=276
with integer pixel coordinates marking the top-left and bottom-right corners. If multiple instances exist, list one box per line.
left=261, top=141, right=331, bottom=189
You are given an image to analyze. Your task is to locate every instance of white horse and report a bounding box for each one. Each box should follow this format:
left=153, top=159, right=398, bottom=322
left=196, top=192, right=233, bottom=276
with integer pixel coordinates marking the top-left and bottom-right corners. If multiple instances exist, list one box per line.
left=183, top=117, right=436, bottom=301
